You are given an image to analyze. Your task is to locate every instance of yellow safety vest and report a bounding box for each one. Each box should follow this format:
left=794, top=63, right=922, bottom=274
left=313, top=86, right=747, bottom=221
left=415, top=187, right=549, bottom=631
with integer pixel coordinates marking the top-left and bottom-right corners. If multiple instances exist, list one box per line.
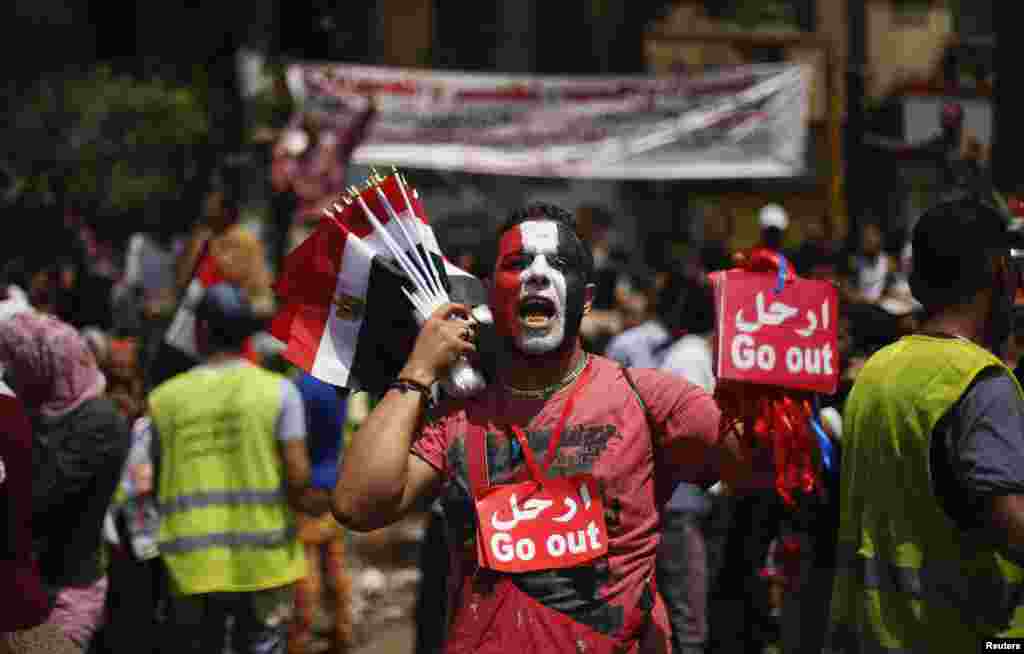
left=150, top=363, right=305, bottom=595
left=829, top=335, right=1024, bottom=652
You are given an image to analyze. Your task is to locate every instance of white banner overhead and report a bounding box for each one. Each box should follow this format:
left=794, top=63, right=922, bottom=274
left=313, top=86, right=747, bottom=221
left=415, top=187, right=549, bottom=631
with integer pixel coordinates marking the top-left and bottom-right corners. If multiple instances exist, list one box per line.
left=285, top=62, right=811, bottom=180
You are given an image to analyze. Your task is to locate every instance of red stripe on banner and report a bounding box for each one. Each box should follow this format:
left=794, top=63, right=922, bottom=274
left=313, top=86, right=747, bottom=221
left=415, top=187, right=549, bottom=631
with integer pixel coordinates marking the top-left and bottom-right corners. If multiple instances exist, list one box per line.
left=307, top=73, right=419, bottom=98
left=563, top=89, right=631, bottom=101
left=271, top=220, right=347, bottom=374
left=456, top=87, right=539, bottom=101
left=350, top=80, right=418, bottom=96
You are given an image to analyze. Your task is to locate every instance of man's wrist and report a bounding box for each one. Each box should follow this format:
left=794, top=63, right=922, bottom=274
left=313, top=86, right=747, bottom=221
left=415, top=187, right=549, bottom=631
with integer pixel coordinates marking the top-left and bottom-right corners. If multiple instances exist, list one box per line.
left=397, top=365, right=436, bottom=388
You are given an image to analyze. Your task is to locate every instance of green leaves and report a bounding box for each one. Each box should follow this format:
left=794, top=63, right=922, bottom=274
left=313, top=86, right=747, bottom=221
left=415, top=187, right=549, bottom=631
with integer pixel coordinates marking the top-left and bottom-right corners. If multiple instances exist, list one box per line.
left=715, top=0, right=799, bottom=31
left=4, top=66, right=208, bottom=220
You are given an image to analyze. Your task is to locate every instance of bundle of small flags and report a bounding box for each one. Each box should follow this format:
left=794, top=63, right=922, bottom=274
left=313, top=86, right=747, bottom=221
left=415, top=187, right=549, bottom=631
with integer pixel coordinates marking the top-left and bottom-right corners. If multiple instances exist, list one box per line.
left=271, top=168, right=488, bottom=396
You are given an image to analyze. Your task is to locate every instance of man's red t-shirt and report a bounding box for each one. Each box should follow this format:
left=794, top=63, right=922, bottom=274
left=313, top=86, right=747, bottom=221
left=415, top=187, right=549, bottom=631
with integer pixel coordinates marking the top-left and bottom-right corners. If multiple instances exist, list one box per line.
left=0, top=380, right=51, bottom=632
left=412, top=355, right=723, bottom=654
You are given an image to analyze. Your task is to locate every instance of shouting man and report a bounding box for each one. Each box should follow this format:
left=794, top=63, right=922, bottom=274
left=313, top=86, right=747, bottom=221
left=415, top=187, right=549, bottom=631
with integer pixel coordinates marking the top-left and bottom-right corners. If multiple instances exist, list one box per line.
left=332, top=203, right=765, bottom=653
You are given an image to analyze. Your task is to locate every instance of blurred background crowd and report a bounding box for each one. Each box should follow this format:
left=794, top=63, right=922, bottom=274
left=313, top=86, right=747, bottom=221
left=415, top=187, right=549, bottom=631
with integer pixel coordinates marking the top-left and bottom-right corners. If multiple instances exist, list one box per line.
left=1, top=1, right=1021, bottom=653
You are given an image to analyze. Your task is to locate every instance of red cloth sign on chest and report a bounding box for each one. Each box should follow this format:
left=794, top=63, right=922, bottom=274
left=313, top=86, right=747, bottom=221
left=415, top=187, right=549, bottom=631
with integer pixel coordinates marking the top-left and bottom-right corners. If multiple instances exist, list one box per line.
left=475, top=474, right=608, bottom=573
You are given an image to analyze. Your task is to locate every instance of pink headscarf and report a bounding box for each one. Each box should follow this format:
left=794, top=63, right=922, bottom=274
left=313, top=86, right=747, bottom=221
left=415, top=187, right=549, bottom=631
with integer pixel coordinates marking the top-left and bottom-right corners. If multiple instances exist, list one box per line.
left=0, top=312, right=106, bottom=420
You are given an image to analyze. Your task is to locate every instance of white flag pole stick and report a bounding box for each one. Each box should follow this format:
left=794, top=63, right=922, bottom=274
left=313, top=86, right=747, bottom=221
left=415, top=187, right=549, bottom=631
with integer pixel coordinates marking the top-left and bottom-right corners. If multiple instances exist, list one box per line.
left=401, top=287, right=431, bottom=322
left=404, top=285, right=438, bottom=323
left=396, top=178, right=446, bottom=301
left=367, top=172, right=435, bottom=292
left=395, top=172, right=446, bottom=301
left=372, top=185, right=444, bottom=299
left=351, top=192, right=434, bottom=299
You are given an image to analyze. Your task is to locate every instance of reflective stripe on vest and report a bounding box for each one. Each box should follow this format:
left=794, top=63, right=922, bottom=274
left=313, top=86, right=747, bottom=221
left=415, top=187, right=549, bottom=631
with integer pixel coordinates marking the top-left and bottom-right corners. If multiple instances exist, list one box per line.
left=160, top=525, right=298, bottom=555
left=159, top=489, right=286, bottom=515
left=835, top=543, right=1024, bottom=625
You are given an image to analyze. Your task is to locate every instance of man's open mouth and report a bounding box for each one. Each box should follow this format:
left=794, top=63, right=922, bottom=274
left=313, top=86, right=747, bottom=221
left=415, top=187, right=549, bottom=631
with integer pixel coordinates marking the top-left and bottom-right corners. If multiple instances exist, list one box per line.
left=518, top=297, right=557, bottom=328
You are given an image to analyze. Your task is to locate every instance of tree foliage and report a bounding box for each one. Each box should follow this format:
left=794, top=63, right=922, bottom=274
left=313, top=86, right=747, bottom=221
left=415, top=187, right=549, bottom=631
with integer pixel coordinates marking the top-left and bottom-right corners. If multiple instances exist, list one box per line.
left=703, top=0, right=802, bottom=30
left=3, top=66, right=209, bottom=236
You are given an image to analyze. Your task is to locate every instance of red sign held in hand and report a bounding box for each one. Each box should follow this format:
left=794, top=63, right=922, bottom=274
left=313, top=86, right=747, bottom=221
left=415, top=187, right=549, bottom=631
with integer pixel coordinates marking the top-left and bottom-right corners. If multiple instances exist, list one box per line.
left=715, top=270, right=839, bottom=394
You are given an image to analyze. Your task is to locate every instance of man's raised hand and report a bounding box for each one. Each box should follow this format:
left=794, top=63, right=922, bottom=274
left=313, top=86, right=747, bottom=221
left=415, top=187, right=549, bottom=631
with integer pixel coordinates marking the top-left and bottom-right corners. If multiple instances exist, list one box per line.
left=399, top=303, right=477, bottom=388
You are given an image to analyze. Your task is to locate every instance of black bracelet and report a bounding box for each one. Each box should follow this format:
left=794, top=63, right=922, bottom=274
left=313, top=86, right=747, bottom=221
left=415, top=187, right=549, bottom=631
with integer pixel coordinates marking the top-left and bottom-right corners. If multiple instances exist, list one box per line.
left=388, top=378, right=433, bottom=407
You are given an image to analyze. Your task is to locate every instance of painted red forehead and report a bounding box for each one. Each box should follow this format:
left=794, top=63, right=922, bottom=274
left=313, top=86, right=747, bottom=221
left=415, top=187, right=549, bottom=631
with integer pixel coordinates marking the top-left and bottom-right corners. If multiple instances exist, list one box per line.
left=497, top=220, right=579, bottom=259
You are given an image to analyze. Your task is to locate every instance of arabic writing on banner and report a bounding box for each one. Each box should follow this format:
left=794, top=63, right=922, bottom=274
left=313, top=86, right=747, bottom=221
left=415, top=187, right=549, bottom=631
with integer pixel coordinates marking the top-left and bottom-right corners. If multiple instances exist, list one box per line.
left=715, top=270, right=839, bottom=394
left=283, top=62, right=810, bottom=180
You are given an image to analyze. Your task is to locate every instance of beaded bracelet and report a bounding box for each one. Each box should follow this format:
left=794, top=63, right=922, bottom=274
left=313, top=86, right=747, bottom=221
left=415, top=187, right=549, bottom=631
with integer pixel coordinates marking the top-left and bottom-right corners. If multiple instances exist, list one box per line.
left=388, top=378, right=434, bottom=408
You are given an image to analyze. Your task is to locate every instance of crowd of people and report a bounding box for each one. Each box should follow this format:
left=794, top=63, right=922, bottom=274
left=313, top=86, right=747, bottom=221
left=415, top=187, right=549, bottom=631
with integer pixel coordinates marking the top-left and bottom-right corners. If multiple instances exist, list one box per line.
left=3, top=167, right=1024, bottom=654
left=0, top=185, right=358, bottom=654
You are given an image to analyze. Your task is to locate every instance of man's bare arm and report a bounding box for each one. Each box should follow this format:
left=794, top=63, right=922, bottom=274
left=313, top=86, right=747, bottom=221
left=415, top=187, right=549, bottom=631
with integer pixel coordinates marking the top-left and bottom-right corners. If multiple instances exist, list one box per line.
left=331, top=303, right=475, bottom=532
left=331, top=389, right=442, bottom=532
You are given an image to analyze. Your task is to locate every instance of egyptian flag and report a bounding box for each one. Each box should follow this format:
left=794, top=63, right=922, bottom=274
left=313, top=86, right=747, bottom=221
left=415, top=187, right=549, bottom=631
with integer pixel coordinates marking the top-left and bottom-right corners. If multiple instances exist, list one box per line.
left=333, top=173, right=449, bottom=299
left=271, top=209, right=485, bottom=395
left=336, top=173, right=493, bottom=393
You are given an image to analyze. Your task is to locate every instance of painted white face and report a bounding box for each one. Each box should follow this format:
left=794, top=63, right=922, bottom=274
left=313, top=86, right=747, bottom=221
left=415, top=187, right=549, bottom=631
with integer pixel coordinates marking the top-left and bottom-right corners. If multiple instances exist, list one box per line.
left=518, top=257, right=567, bottom=355
left=494, top=220, right=573, bottom=355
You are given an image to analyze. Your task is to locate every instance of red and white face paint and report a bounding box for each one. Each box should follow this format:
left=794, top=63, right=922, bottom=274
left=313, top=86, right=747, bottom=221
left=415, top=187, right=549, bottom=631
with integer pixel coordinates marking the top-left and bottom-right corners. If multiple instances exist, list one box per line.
left=492, top=220, right=587, bottom=355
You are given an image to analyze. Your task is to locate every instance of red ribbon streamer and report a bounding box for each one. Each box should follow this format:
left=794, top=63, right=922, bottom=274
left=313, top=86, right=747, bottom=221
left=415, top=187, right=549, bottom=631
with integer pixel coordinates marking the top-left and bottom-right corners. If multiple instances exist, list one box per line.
left=712, top=248, right=822, bottom=507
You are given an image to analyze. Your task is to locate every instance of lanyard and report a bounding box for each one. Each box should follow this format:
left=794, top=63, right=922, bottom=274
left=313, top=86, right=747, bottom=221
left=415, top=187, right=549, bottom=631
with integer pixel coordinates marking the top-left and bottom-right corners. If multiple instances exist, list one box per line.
left=468, top=357, right=594, bottom=499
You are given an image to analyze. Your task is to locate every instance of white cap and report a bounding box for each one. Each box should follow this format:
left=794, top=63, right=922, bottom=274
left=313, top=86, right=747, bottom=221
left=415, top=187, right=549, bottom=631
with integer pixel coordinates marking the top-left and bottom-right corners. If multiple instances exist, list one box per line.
left=759, top=204, right=789, bottom=231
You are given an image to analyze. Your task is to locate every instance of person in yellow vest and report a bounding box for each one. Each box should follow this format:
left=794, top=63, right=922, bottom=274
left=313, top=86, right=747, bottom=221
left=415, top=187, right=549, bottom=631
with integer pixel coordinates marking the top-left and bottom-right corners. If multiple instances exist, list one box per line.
left=827, top=193, right=1024, bottom=652
left=149, top=282, right=329, bottom=653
